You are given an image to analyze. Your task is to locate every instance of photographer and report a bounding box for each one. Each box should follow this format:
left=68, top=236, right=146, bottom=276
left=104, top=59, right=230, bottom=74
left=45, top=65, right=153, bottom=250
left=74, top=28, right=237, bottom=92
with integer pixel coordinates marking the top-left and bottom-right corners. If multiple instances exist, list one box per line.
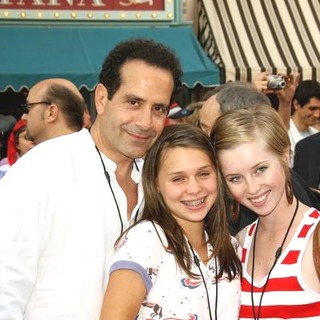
left=252, top=71, right=300, bottom=131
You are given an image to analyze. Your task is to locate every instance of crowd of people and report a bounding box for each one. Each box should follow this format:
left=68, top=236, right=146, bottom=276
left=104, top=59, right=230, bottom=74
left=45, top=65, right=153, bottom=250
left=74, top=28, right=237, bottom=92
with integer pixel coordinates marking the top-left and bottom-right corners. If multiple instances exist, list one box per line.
left=0, top=37, right=319, bottom=319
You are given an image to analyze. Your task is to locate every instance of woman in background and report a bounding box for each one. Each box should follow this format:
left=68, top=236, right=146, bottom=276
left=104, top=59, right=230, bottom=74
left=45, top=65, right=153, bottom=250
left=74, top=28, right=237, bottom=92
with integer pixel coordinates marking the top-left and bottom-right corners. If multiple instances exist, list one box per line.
left=0, top=119, right=34, bottom=178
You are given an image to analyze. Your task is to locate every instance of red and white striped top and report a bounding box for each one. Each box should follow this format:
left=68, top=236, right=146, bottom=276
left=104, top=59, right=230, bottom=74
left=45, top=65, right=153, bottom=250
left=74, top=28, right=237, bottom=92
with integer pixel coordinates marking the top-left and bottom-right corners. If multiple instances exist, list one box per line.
left=240, top=207, right=320, bottom=319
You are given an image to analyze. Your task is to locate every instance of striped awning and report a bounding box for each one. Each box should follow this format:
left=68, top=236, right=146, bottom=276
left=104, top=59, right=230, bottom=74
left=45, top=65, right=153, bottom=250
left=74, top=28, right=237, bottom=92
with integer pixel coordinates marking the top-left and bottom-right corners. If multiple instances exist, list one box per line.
left=198, top=0, right=320, bottom=83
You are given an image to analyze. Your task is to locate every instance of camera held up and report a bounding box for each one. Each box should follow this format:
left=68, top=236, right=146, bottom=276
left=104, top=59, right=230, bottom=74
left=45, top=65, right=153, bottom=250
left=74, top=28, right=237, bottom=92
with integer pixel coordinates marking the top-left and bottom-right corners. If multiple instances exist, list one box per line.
left=267, top=75, right=286, bottom=90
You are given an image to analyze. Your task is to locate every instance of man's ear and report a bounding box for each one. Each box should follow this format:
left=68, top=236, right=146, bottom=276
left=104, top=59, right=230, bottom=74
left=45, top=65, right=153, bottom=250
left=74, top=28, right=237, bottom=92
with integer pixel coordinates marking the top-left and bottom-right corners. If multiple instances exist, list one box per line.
left=95, top=83, right=109, bottom=115
left=46, top=104, right=59, bottom=123
left=293, top=99, right=299, bottom=111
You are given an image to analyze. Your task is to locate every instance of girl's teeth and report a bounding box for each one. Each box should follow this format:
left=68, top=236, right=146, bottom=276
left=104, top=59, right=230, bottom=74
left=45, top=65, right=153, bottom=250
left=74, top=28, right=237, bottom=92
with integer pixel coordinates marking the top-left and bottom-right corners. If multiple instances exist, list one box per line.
left=251, top=194, right=267, bottom=203
left=184, top=198, right=204, bottom=207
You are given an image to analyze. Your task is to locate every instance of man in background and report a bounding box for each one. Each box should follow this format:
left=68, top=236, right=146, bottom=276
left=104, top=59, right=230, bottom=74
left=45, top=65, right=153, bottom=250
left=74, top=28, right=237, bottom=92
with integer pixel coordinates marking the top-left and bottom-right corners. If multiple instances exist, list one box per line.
left=288, top=80, right=320, bottom=165
left=198, top=81, right=270, bottom=135
left=24, top=78, right=85, bottom=145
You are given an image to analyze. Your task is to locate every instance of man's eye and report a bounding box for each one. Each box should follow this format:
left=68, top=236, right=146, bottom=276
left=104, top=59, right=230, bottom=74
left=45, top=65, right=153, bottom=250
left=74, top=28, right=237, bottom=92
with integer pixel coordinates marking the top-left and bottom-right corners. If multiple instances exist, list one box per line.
left=309, top=106, right=320, bottom=111
left=128, top=100, right=139, bottom=107
left=153, top=105, right=167, bottom=115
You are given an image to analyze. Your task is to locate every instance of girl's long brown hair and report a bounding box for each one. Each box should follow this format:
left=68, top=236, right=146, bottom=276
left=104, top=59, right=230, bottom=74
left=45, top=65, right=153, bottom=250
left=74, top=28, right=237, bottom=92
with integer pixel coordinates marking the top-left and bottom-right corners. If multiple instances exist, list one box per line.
left=119, top=124, right=241, bottom=280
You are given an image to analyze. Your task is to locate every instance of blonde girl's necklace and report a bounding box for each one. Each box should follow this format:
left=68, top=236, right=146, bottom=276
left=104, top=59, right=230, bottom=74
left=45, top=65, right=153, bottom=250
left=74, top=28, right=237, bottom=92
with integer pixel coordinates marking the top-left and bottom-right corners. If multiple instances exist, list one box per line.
left=250, top=199, right=299, bottom=320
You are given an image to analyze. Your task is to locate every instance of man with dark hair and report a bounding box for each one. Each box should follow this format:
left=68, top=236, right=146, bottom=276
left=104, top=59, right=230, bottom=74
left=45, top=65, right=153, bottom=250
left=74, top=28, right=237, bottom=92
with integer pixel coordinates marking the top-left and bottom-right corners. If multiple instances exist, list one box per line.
left=0, top=38, right=182, bottom=319
left=23, top=78, right=85, bottom=145
left=289, top=80, right=320, bottom=164
left=99, top=38, right=182, bottom=101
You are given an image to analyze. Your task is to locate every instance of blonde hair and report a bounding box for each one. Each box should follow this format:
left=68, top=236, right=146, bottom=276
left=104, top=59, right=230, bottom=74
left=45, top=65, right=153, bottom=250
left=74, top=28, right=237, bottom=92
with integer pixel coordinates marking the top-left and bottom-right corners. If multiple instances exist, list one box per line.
left=210, top=104, right=293, bottom=204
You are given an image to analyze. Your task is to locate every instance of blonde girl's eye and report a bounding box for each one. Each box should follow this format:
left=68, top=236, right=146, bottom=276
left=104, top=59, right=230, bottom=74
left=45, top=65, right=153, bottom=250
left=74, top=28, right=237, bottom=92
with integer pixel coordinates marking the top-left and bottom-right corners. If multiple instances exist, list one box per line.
left=256, top=166, right=267, bottom=174
left=228, top=175, right=241, bottom=183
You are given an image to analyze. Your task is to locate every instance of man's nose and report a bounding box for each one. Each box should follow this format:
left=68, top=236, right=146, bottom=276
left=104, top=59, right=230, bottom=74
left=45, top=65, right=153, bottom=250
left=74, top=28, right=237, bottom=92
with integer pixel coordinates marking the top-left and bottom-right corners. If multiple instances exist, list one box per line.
left=135, top=107, right=153, bottom=130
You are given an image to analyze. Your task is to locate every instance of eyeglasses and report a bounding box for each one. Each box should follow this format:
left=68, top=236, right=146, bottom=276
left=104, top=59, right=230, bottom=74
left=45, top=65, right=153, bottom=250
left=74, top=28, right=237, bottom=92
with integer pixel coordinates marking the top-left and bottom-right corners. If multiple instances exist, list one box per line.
left=21, top=101, right=51, bottom=114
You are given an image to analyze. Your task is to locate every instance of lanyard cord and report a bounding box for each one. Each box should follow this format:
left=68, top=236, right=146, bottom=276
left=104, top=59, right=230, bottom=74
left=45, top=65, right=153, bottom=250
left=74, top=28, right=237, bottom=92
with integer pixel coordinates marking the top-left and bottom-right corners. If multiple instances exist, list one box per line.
left=151, top=221, right=218, bottom=319
left=188, top=241, right=218, bottom=320
left=95, top=146, right=140, bottom=234
left=95, top=146, right=124, bottom=234
left=250, top=198, right=299, bottom=320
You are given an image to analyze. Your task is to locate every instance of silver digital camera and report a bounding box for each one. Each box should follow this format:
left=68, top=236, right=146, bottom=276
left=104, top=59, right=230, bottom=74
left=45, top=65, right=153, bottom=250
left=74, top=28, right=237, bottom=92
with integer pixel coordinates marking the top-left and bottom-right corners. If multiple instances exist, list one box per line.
left=267, top=75, right=286, bottom=90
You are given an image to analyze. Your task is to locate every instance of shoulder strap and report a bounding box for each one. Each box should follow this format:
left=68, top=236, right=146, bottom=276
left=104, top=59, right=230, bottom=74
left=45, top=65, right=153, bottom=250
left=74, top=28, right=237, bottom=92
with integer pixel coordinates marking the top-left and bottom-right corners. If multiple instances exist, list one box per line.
left=313, top=221, right=320, bottom=281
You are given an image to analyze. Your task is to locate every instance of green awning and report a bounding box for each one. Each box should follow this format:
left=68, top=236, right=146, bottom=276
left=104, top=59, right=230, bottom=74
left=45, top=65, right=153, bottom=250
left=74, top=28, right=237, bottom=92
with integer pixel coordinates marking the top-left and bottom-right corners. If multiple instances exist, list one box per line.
left=0, top=25, right=220, bottom=92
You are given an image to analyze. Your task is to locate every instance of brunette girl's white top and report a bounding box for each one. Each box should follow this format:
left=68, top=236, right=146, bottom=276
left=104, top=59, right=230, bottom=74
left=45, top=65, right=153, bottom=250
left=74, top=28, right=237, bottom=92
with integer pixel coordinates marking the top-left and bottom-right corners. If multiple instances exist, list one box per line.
left=110, top=220, right=241, bottom=319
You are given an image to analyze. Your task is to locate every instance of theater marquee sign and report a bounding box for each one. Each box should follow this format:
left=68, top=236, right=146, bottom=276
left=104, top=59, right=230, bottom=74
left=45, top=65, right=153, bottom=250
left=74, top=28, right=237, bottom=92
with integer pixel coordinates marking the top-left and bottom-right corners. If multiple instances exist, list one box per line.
left=0, top=0, right=174, bottom=21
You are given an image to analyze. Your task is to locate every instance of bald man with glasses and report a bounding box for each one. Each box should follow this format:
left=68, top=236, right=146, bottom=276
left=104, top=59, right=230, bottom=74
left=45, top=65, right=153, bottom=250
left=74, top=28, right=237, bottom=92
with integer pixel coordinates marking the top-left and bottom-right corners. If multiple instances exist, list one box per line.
left=22, top=78, right=85, bottom=145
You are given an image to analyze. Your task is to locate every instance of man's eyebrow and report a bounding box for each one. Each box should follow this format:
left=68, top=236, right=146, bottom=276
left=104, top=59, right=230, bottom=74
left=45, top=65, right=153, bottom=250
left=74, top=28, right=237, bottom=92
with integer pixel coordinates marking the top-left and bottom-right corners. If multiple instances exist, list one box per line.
left=124, top=94, right=169, bottom=109
left=154, top=102, right=169, bottom=108
left=124, top=94, right=145, bottom=102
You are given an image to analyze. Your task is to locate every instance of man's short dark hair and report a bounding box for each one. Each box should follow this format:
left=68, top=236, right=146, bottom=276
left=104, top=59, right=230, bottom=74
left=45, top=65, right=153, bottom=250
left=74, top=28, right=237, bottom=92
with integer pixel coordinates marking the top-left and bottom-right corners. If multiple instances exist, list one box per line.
left=99, top=38, right=182, bottom=101
left=293, top=80, right=320, bottom=108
